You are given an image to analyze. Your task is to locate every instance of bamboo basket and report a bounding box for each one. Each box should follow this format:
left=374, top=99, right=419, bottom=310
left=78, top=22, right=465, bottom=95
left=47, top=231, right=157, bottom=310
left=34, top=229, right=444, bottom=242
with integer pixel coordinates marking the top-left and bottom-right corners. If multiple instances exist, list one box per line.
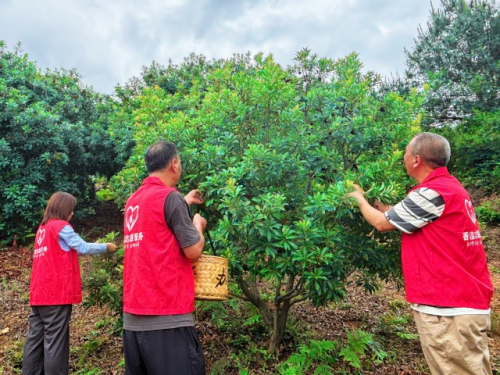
left=192, top=254, right=228, bottom=301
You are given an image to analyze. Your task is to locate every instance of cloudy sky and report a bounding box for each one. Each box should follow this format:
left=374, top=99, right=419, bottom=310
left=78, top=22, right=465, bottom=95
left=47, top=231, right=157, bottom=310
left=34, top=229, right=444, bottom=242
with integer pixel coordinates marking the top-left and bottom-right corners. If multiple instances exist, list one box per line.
left=1, top=0, right=439, bottom=94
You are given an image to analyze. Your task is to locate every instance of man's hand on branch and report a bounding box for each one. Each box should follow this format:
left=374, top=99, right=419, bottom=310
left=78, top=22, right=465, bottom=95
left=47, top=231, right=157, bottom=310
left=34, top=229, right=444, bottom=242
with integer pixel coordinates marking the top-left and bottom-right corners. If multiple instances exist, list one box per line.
left=185, top=189, right=204, bottom=206
left=348, top=184, right=365, bottom=203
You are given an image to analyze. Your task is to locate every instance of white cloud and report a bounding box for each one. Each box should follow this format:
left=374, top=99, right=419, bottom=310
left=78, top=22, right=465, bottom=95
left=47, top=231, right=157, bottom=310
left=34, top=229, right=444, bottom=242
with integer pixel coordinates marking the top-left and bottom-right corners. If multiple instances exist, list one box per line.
left=0, top=0, right=439, bottom=94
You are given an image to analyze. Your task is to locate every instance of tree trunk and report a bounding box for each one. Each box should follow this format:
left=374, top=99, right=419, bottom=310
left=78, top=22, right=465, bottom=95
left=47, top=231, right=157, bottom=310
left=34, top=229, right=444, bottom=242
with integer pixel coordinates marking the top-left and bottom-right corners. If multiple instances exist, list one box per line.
left=267, top=299, right=291, bottom=354
left=237, top=276, right=273, bottom=327
left=267, top=274, right=295, bottom=354
left=237, top=274, right=300, bottom=354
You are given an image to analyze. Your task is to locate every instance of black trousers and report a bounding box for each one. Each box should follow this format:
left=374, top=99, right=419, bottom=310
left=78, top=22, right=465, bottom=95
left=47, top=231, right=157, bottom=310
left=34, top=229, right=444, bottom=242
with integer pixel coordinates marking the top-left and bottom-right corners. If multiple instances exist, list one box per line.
left=124, top=327, right=206, bottom=375
left=22, top=305, right=73, bottom=375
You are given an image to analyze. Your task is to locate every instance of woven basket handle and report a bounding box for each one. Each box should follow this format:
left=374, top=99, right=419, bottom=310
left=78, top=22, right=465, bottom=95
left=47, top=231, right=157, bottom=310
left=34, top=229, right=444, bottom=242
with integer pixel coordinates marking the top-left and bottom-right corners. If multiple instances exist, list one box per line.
left=204, top=227, right=216, bottom=255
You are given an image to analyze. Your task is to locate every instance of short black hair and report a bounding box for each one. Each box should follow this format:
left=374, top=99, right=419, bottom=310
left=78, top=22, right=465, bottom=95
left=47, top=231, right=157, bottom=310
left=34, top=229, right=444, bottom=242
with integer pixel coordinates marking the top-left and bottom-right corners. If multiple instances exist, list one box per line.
left=145, top=141, right=179, bottom=173
left=409, top=132, right=451, bottom=168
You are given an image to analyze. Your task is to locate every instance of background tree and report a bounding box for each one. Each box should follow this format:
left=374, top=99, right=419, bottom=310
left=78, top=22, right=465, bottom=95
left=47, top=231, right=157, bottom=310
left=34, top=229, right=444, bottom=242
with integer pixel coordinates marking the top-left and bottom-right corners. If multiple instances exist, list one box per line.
left=404, top=0, right=499, bottom=124
left=108, top=53, right=243, bottom=180
left=110, top=49, right=424, bottom=353
left=0, top=42, right=121, bottom=243
left=385, top=0, right=500, bottom=193
left=439, top=110, right=500, bottom=193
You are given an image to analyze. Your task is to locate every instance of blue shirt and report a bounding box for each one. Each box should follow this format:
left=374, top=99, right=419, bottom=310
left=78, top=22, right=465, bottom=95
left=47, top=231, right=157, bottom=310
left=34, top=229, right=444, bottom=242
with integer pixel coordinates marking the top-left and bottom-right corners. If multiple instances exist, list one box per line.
left=58, top=225, right=107, bottom=255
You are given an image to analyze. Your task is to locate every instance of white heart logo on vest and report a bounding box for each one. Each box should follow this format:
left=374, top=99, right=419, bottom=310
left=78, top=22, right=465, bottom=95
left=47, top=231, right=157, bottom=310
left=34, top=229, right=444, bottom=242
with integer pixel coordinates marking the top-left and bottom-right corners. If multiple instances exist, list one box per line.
left=464, top=199, right=477, bottom=224
left=36, top=228, right=46, bottom=246
left=126, top=205, right=140, bottom=231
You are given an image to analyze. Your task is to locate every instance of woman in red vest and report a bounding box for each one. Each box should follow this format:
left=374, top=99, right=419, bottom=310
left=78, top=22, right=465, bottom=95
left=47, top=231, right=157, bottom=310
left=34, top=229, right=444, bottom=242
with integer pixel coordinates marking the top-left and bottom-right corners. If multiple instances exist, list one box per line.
left=22, top=192, right=118, bottom=375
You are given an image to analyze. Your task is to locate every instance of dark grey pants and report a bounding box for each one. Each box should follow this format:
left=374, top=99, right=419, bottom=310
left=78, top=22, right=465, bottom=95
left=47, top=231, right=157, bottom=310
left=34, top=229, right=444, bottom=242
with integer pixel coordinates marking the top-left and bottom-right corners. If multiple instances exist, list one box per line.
left=124, top=327, right=206, bottom=375
left=22, top=305, right=72, bottom=375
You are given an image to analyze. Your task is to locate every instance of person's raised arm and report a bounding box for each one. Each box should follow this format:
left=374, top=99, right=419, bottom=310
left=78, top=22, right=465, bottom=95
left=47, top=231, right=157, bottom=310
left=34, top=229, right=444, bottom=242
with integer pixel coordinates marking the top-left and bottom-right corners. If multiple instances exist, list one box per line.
left=348, top=185, right=396, bottom=232
left=59, top=225, right=118, bottom=255
left=373, top=200, right=393, bottom=213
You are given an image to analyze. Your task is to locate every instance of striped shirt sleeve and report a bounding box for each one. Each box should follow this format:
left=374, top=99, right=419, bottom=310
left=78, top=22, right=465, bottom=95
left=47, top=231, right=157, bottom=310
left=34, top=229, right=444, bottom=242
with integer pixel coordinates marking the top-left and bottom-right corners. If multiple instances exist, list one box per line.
left=385, top=188, right=445, bottom=234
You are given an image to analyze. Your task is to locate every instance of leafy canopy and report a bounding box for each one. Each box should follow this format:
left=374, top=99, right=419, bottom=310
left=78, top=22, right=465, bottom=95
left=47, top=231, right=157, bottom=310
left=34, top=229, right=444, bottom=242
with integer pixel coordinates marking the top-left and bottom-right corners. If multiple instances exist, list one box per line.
left=112, top=49, right=423, bottom=307
left=404, top=0, right=500, bottom=124
left=0, top=42, right=120, bottom=242
left=398, top=0, right=500, bottom=193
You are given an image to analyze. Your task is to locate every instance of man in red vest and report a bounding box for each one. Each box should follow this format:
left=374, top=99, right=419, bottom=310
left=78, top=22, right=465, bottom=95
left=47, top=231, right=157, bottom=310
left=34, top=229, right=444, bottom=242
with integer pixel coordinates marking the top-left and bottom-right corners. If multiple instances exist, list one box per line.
left=123, top=140, right=207, bottom=374
left=348, top=132, right=493, bottom=375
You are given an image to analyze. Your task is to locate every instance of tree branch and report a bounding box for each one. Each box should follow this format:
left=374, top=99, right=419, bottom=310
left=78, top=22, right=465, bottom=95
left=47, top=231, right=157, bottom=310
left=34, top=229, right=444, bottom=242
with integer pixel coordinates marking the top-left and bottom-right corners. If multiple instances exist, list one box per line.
left=237, top=276, right=273, bottom=327
left=275, top=274, right=297, bottom=302
left=229, top=292, right=248, bottom=301
left=435, top=115, right=464, bottom=121
left=290, top=295, right=310, bottom=305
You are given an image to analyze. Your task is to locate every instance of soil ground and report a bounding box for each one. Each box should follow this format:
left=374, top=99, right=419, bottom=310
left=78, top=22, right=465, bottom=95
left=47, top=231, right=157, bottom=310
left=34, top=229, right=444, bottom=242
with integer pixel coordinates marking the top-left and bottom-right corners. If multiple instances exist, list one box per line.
left=1, top=201, right=499, bottom=374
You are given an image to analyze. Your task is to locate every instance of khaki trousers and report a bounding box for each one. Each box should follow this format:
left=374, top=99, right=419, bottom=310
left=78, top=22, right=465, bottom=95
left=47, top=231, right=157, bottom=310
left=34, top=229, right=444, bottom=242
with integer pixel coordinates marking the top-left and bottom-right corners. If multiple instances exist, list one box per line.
left=412, top=310, right=492, bottom=375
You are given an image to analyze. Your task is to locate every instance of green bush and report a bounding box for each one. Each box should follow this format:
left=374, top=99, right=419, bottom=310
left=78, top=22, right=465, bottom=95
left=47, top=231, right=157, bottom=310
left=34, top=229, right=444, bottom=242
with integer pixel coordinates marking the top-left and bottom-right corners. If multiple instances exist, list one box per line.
left=82, top=232, right=123, bottom=333
left=110, top=49, right=424, bottom=353
left=441, top=111, right=500, bottom=194
left=0, top=42, right=121, bottom=243
left=476, top=196, right=500, bottom=225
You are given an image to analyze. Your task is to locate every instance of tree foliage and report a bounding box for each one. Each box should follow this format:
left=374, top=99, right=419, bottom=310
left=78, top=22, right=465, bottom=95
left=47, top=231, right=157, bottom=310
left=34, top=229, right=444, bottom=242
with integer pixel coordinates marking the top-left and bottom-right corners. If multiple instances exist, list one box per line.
left=109, top=53, right=238, bottom=178
left=404, top=0, right=500, bottom=124
left=386, top=0, right=500, bottom=193
left=0, top=42, right=120, bottom=243
left=440, top=110, right=500, bottom=193
left=110, top=49, right=424, bottom=353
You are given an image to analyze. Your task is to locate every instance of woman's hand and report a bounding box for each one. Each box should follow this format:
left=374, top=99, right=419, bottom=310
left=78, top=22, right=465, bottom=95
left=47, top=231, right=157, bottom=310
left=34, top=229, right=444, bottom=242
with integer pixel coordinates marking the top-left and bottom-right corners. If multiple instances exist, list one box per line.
left=106, top=243, right=118, bottom=253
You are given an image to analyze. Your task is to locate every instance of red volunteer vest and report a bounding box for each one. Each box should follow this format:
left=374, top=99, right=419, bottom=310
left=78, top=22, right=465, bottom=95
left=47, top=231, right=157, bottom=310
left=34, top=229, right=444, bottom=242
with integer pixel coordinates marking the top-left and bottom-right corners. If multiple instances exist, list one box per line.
left=123, top=176, right=195, bottom=315
left=29, top=220, right=82, bottom=305
left=402, top=167, right=493, bottom=309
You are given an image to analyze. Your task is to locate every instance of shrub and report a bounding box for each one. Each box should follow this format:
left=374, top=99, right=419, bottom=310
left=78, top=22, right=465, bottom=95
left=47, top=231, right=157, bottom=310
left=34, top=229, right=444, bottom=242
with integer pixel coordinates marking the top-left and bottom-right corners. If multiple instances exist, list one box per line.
left=82, top=232, right=123, bottom=333
left=0, top=42, right=121, bottom=243
left=110, top=49, right=424, bottom=353
left=441, top=110, right=500, bottom=194
left=476, top=196, right=500, bottom=225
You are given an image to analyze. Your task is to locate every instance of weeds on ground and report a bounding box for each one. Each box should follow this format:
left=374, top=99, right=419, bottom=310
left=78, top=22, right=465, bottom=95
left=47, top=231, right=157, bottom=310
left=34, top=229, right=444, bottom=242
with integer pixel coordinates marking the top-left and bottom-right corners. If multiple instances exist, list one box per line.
left=82, top=232, right=123, bottom=334
left=477, top=195, right=500, bottom=225
left=199, top=294, right=394, bottom=374
left=278, top=329, right=387, bottom=374
left=378, top=312, right=419, bottom=341
left=197, top=297, right=278, bottom=373
left=278, top=339, right=338, bottom=374
left=491, top=311, right=500, bottom=336
left=376, top=299, right=419, bottom=341
left=71, top=331, right=106, bottom=369
left=75, top=366, right=102, bottom=375
left=4, top=339, right=23, bottom=374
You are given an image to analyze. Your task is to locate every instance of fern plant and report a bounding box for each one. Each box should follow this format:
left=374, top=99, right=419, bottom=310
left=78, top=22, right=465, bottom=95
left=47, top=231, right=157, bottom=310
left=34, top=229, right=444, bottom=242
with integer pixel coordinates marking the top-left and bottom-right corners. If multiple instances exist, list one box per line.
left=339, top=329, right=387, bottom=369
left=278, top=339, right=338, bottom=374
left=378, top=312, right=419, bottom=341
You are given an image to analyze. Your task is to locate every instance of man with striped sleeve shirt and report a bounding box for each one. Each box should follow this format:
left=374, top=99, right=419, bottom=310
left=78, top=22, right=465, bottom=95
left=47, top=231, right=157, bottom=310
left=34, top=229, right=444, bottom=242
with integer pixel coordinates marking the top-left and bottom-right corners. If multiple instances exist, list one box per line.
left=349, top=132, right=493, bottom=375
